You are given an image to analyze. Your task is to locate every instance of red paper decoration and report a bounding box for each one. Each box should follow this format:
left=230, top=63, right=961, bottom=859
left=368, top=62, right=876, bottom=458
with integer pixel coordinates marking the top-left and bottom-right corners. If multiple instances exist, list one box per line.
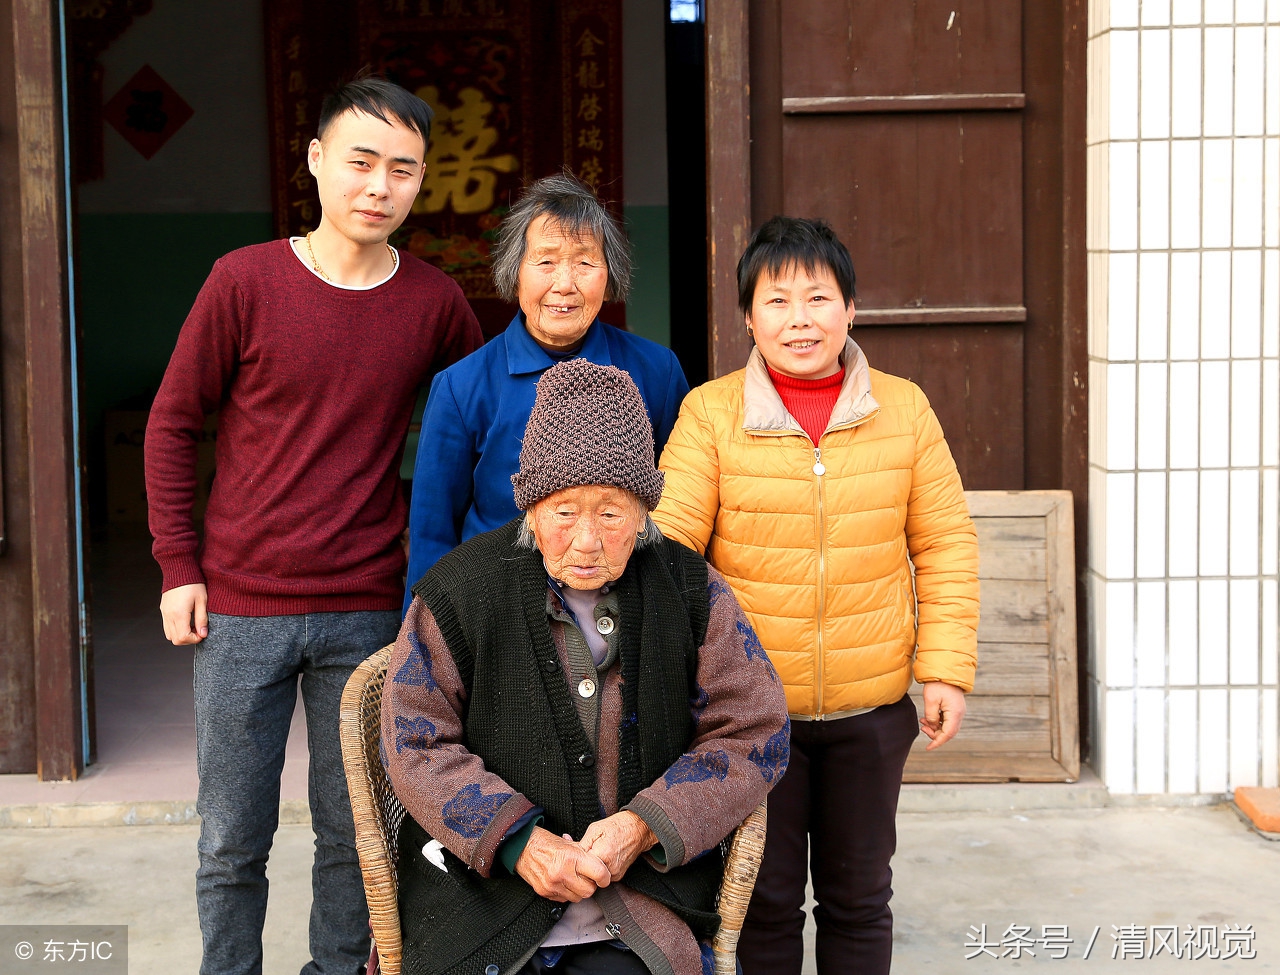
left=103, top=64, right=193, bottom=160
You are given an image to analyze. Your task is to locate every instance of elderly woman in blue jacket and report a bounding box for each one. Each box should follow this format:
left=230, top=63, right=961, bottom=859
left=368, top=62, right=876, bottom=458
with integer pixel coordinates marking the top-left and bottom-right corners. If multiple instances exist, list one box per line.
left=403, top=173, right=689, bottom=607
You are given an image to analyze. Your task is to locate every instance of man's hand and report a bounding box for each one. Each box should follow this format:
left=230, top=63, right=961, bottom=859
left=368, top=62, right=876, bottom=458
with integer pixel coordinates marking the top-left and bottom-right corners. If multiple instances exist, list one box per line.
left=919, top=681, right=967, bottom=751
left=578, top=811, right=657, bottom=882
left=514, top=826, right=611, bottom=902
left=160, top=583, right=208, bottom=645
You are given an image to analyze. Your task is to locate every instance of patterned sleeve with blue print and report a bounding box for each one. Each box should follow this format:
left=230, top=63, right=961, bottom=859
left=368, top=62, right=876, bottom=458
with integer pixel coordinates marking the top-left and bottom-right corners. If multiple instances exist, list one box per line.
left=381, top=597, right=535, bottom=878
left=441, top=784, right=514, bottom=838
left=392, top=629, right=438, bottom=690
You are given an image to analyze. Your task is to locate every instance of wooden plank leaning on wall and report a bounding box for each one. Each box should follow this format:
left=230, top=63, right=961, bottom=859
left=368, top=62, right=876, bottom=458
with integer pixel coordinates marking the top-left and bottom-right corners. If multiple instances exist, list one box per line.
left=905, top=491, right=1080, bottom=783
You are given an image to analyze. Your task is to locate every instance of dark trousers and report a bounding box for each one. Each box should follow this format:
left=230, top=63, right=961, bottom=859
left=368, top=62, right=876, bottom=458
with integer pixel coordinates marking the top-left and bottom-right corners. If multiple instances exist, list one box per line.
left=194, top=610, right=400, bottom=975
left=738, top=694, right=919, bottom=975
left=519, top=942, right=650, bottom=974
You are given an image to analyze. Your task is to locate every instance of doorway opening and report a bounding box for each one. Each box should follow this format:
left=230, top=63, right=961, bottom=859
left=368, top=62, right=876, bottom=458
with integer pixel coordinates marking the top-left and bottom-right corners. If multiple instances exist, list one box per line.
left=67, top=0, right=708, bottom=783
left=664, top=0, right=708, bottom=386
left=69, top=0, right=281, bottom=787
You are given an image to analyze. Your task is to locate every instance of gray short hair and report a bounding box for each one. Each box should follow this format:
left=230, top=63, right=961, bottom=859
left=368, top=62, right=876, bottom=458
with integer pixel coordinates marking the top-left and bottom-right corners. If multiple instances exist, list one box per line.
left=491, top=172, right=632, bottom=304
left=515, top=513, right=664, bottom=551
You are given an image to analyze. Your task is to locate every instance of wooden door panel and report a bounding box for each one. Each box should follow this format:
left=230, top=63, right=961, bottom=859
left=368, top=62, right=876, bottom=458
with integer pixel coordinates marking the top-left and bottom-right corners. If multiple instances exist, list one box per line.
left=854, top=325, right=1023, bottom=489
left=723, top=0, right=1088, bottom=778
left=782, top=112, right=1024, bottom=314
left=780, top=0, right=1022, bottom=97
left=762, top=0, right=1030, bottom=490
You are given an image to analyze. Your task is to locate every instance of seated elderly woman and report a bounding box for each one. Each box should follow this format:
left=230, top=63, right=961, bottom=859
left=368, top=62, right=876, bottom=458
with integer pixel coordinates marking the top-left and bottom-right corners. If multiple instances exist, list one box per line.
left=383, top=359, right=790, bottom=975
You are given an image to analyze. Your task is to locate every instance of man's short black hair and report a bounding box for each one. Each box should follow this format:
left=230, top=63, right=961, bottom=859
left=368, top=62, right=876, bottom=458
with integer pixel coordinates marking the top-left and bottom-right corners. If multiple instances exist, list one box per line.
left=317, top=75, right=434, bottom=151
left=736, top=216, right=857, bottom=315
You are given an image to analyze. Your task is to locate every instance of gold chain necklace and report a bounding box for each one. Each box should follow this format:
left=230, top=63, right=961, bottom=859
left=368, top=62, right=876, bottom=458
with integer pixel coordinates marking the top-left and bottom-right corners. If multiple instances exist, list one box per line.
left=305, top=232, right=397, bottom=283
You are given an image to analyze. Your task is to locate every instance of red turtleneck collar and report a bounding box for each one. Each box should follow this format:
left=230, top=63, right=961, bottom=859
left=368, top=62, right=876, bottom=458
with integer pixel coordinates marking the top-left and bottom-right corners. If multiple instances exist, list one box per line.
left=765, top=363, right=844, bottom=445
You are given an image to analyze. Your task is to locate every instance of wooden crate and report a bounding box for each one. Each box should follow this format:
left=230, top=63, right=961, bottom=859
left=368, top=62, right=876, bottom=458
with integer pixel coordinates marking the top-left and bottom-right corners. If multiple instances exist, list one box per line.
left=903, top=490, right=1080, bottom=782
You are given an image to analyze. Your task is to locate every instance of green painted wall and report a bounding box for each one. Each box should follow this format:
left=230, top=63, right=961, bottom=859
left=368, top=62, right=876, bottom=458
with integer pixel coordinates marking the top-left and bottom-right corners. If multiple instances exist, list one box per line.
left=623, top=205, right=671, bottom=348
left=77, top=212, right=274, bottom=428
left=76, top=213, right=273, bottom=520
left=78, top=207, right=672, bottom=430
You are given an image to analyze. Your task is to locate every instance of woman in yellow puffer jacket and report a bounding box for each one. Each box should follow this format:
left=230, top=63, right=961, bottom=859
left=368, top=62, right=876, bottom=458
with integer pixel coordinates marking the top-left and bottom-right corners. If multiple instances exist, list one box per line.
left=652, top=217, right=979, bottom=975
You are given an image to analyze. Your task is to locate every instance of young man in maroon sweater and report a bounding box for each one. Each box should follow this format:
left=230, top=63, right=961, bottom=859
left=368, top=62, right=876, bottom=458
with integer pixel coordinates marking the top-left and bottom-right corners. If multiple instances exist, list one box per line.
left=144, top=77, right=482, bottom=975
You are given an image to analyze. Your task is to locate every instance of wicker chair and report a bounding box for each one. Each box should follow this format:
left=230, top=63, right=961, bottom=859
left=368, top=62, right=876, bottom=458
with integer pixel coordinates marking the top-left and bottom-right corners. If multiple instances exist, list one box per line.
left=339, top=645, right=768, bottom=975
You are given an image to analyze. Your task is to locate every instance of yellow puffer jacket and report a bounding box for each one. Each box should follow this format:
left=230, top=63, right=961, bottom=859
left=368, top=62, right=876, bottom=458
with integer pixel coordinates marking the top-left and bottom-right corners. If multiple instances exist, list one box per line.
left=653, top=339, right=979, bottom=719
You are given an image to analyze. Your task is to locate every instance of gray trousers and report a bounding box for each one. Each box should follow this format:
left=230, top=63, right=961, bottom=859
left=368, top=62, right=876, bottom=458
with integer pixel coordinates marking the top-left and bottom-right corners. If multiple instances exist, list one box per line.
left=194, top=610, right=399, bottom=975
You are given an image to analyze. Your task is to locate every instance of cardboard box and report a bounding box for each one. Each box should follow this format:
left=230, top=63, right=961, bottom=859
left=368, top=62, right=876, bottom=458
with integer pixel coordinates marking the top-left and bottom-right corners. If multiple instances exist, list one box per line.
left=105, top=410, right=217, bottom=523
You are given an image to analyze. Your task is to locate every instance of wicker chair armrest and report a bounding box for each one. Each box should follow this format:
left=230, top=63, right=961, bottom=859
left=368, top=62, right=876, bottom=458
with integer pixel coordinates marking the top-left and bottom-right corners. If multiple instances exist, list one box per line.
left=339, top=645, right=404, bottom=975
left=711, top=799, right=768, bottom=975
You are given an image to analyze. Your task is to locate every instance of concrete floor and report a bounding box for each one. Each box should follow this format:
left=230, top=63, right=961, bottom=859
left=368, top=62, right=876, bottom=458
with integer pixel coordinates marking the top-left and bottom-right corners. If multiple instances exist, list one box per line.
left=891, top=803, right=1280, bottom=973
left=5, top=533, right=1278, bottom=973
left=2, top=803, right=1277, bottom=974
left=0, top=525, right=311, bottom=819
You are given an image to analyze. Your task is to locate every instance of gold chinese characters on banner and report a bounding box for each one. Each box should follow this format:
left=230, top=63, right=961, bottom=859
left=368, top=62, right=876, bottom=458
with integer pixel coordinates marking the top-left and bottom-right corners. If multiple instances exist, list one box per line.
left=367, top=24, right=531, bottom=300
left=570, top=23, right=606, bottom=188
left=563, top=10, right=619, bottom=196
left=266, top=0, right=622, bottom=327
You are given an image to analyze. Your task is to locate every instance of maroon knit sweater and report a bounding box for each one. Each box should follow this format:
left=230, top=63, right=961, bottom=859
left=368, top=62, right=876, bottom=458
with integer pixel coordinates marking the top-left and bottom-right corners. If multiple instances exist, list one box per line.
left=145, top=239, right=483, bottom=616
left=766, top=363, right=844, bottom=444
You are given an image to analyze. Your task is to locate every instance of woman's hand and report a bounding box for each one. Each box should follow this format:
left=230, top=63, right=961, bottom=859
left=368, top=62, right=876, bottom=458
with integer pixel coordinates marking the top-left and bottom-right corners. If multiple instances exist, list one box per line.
left=578, top=811, right=657, bottom=882
left=515, top=826, right=611, bottom=902
left=919, top=681, right=967, bottom=750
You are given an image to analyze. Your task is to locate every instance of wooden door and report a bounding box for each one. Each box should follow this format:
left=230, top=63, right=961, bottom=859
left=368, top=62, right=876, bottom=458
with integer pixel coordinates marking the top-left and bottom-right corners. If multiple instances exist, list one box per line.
left=704, top=0, right=1090, bottom=771
left=711, top=0, right=1086, bottom=498
left=751, top=0, right=1024, bottom=488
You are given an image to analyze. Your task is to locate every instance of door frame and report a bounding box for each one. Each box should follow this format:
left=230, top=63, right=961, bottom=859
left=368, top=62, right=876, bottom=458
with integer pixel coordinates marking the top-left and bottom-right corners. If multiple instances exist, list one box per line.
left=0, top=0, right=83, bottom=780
left=704, top=0, right=751, bottom=378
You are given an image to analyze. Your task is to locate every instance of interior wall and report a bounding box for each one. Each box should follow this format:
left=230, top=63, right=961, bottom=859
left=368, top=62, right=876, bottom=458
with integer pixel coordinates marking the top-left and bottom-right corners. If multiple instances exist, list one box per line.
left=75, top=0, right=273, bottom=522
left=76, top=1, right=271, bottom=215
left=76, top=0, right=674, bottom=517
left=622, top=0, right=671, bottom=347
left=664, top=8, right=708, bottom=385
left=77, top=0, right=673, bottom=404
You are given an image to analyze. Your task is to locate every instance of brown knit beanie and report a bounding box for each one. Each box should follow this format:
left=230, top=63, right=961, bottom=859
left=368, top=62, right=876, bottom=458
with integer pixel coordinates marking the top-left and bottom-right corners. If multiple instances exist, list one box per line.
left=511, top=359, right=665, bottom=511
